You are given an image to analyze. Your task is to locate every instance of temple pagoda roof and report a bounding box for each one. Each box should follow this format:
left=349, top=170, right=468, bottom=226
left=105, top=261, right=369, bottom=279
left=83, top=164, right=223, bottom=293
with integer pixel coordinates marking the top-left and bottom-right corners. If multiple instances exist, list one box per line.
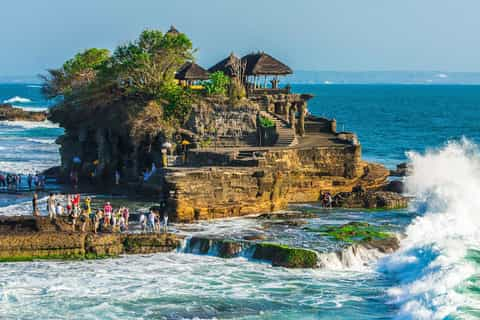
left=175, top=62, right=210, bottom=80
left=241, top=52, right=293, bottom=76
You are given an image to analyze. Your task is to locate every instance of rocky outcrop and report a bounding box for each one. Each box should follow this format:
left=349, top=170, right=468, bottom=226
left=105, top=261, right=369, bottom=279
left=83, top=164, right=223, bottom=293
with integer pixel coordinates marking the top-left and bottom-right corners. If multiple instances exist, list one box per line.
left=164, top=148, right=389, bottom=222
left=0, top=104, right=47, bottom=121
left=183, top=237, right=318, bottom=268
left=0, top=217, right=180, bottom=262
left=333, top=191, right=408, bottom=209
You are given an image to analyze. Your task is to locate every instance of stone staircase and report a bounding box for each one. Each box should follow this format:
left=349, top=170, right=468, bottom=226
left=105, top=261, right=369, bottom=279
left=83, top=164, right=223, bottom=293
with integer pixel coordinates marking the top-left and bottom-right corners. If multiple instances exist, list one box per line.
left=260, top=111, right=297, bottom=147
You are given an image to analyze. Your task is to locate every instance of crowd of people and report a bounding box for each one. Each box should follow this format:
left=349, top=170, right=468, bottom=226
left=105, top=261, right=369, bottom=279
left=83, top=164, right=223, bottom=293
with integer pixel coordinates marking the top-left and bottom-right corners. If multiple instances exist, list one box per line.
left=139, top=208, right=169, bottom=233
left=33, top=192, right=169, bottom=234
left=0, top=173, right=46, bottom=191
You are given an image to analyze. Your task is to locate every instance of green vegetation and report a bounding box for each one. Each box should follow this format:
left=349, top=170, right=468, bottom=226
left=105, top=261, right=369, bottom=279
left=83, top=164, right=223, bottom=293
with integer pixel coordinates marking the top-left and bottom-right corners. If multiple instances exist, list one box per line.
left=43, top=28, right=195, bottom=128
left=253, top=243, right=317, bottom=268
left=259, top=116, right=275, bottom=128
left=306, top=222, right=392, bottom=243
left=203, top=71, right=230, bottom=96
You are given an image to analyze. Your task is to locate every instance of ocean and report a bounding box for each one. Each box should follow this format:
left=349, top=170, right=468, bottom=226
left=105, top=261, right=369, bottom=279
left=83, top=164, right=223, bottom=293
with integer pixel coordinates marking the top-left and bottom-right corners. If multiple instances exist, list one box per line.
left=0, top=83, right=479, bottom=319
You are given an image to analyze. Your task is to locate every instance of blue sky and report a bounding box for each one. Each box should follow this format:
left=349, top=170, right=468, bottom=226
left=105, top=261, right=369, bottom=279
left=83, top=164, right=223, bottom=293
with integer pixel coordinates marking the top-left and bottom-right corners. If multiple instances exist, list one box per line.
left=2, top=0, right=480, bottom=77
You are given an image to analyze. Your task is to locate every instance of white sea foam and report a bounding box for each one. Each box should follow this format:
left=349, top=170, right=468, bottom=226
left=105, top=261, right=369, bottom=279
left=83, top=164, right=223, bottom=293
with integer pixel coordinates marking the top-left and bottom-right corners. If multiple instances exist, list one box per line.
left=318, top=244, right=385, bottom=271
left=12, top=105, right=48, bottom=112
left=0, top=120, right=59, bottom=129
left=25, top=138, right=56, bottom=145
left=3, top=96, right=31, bottom=104
left=380, top=139, right=480, bottom=319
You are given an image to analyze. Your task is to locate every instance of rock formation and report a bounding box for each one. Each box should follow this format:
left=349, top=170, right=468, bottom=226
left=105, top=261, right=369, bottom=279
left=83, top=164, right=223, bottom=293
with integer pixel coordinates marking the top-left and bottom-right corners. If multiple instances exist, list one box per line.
left=0, top=104, right=47, bottom=121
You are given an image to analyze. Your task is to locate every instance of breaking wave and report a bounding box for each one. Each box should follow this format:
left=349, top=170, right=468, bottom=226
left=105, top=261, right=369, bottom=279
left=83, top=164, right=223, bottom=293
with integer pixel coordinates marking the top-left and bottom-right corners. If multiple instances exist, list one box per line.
left=380, top=139, right=480, bottom=319
left=3, top=96, right=31, bottom=104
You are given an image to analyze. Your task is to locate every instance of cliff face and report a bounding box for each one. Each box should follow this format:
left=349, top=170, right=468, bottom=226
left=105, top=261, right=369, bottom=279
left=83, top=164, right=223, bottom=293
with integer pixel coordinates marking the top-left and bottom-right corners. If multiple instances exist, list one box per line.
left=51, top=98, right=263, bottom=180
left=164, top=146, right=390, bottom=222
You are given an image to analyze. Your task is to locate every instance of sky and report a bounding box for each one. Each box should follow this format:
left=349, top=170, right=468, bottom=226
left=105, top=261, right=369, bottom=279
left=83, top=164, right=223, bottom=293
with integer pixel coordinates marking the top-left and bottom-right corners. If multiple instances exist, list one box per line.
left=2, top=0, right=480, bottom=78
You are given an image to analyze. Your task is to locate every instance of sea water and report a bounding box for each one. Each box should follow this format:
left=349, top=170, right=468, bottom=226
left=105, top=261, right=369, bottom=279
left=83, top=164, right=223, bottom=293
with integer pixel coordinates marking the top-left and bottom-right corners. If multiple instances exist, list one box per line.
left=1, top=83, right=480, bottom=319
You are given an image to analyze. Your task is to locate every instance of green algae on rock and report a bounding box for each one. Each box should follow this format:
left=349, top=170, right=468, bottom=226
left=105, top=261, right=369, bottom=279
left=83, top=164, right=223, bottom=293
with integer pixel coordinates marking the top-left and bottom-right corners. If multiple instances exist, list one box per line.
left=306, top=222, right=393, bottom=243
left=253, top=243, right=318, bottom=268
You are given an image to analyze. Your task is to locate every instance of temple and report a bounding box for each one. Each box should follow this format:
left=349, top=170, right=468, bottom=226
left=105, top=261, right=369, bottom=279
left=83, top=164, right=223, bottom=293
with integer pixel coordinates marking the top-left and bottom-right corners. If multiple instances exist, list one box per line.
left=50, top=26, right=399, bottom=224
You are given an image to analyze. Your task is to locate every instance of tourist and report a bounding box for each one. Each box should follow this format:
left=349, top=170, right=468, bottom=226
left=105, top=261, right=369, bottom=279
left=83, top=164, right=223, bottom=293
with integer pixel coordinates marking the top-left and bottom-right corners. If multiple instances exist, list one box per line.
left=122, top=207, right=130, bottom=226
left=119, top=215, right=126, bottom=232
left=115, top=170, right=120, bottom=185
left=84, top=197, right=92, bottom=218
left=92, top=209, right=101, bottom=233
left=326, top=192, right=333, bottom=209
left=27, top=174, right=33, bottom=189
left=56, top=201, right=64, bottom=216
left=104, top=202, right=113, bottom=227
left=0, top=174, right=5, bottom=188
left=32, top=192, right=39, bottom=216
left=139, top=213, right=146, bottom=233
left=80, top=209, right=88, bottom=232
left=163, top=212, right=169, bottom=233
left=73, top=194, right=81, bottom=215
left=148, top=209, right=155, bottom=233
left=47, top=193, right=56, bottom=219
left=70, top=208, right=77, bottom=232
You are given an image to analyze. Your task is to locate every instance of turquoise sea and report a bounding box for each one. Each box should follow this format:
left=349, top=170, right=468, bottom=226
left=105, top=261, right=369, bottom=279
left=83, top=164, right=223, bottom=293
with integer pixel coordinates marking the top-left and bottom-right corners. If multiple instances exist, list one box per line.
left=0, top=83, right=479, bottom=319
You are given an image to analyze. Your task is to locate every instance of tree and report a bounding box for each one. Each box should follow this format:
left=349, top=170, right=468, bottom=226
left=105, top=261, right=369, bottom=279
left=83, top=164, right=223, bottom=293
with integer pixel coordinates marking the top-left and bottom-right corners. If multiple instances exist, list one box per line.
left=204, top=71, right=230, bottom=96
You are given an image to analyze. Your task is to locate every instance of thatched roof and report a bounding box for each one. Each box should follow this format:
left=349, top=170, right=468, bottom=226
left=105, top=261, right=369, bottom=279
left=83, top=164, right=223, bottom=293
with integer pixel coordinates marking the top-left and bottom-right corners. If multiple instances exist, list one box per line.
left=208, top=53, right=241, bottom=77
left=175, top=62, right=210, bottom=80
left=241, top=52, right=292, bottom=76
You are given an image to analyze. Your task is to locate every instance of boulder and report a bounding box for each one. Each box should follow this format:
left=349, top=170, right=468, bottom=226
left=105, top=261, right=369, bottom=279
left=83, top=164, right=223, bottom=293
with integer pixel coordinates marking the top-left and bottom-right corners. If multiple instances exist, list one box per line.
left=333, top=190, right=408, bottom=209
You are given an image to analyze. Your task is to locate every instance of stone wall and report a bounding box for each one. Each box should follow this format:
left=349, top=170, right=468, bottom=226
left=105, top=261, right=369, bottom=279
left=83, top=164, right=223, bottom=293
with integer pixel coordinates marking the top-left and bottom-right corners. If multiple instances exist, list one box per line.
left=186, top=100, right=259, bottom=148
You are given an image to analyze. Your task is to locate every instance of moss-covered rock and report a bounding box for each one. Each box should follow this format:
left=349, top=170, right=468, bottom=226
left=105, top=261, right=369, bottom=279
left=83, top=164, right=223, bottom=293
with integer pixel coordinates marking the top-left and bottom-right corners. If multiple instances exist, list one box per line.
left=306, top=222, right=393, bottom=243
left=253, top=243, right=317, bottom=268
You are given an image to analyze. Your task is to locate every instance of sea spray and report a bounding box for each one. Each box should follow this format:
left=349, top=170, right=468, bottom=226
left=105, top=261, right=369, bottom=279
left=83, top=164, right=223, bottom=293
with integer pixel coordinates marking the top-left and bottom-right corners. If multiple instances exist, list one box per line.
left=380, top=139, right=480, bottom=319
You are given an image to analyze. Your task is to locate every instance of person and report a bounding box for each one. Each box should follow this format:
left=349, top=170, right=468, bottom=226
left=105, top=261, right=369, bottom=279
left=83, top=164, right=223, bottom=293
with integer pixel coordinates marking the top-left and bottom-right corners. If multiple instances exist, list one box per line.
left=32, top=192, right=39, bottom=216
left=70, top=208, right=77, bottom=232
left=139, top=213, right=146, bottom=233
left=115, top=170, right=120, bottom=185
left=119, top=215, right=126, bottom=232
left=47, top=193, right=56, bottom=219
left=84, top=197, right=92, bottom=217
left=122, top=207, right=130, bottom=227
left=104, top=202, right=113, bottom=227
left=73, top=194, right=81, bottom=215
left=0, top=174, right=5, bottom=188
left=92, top=209, right=100, bottom=233
left=56, top=202, right=64, bottom=216
left=148, top=210, right=155, bottom=233
left=27, top=174, right=33, bottom=190
left=326, top=192, right=333, bottom=209
left=80, top=209, right=88, bottom=232
left=162, top=212, right=169, bottom=233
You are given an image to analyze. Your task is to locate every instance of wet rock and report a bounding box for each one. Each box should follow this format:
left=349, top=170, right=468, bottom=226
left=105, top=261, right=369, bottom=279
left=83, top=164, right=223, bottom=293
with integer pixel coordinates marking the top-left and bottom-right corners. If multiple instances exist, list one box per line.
left=333, top=191, right=408, bottom=209
left=383, top=180, right=405, bottom=194
left=390, top=162, right=411, bottom=177
left=0, top=104, right=47, bottom=121
left=361, top=237, right=400, bottom=254
left=243, top=234, right=267, bottom=241
left=253, top=243, right=318, bottom=268
left=256, top=212, right=317, bottom=220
